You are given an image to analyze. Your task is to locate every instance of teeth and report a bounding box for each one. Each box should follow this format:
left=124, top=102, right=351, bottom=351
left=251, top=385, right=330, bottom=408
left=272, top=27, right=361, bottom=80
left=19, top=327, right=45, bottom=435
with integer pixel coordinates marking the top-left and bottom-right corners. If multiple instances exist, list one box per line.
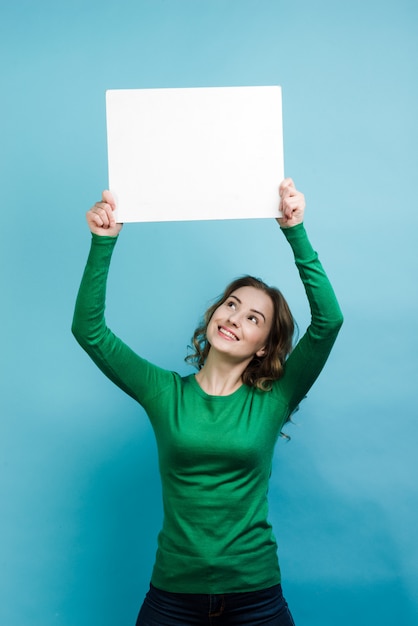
left=219, top=327, right=238, bottom=340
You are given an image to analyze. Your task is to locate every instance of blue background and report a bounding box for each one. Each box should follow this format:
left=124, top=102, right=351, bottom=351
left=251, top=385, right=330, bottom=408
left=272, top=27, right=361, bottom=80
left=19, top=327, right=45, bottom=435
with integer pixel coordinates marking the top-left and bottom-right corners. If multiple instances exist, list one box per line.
left=1, top=1, right=417, bottom=624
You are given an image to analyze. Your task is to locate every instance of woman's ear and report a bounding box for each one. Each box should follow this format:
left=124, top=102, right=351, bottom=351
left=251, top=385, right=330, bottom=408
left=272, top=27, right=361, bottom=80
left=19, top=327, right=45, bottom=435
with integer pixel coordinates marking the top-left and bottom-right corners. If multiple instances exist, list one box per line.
left=256, top=346, right=266, bottom=358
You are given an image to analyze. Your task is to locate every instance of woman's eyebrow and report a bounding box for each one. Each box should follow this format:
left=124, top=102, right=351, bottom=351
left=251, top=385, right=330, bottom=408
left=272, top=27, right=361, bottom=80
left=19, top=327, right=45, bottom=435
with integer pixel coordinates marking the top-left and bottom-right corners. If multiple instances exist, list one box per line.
left=229, top=295, right=266, bottom=322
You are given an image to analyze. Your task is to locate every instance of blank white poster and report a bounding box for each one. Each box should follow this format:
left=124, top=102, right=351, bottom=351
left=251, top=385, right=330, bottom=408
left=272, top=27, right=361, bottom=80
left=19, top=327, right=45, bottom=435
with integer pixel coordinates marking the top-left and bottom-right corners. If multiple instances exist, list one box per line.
left=106, top=86, right=284, bottom=223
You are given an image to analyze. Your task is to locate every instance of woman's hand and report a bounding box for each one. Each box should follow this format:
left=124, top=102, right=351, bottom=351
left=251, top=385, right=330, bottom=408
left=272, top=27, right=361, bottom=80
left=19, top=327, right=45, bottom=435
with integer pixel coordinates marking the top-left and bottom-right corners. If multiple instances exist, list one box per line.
left=276, top=178, right=305, bottom=228
left=86, top=190, right=123, bottom=237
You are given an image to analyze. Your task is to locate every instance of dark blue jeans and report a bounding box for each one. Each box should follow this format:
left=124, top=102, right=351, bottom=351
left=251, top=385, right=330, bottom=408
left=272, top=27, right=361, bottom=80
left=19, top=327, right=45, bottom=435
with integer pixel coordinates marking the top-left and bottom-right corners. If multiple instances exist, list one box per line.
left=136, top=583, right=296, bottom=625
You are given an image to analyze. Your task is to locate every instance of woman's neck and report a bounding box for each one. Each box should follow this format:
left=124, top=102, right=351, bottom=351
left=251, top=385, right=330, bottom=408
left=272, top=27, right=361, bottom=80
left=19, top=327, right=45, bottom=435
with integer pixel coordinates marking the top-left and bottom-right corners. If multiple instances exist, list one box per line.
left=195, top=351, right=250, bottom=396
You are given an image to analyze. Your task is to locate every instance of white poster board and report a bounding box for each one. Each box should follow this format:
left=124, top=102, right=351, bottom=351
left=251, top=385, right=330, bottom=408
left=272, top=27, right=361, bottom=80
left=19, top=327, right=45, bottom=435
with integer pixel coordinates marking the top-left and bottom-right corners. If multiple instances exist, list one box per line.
left=106, top=86, right=284, bottom=223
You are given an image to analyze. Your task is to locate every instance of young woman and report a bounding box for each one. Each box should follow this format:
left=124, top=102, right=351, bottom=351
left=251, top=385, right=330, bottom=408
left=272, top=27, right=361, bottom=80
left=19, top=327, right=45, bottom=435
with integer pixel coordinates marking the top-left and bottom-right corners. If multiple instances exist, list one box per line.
left=72, top=179, right=343, bottom=625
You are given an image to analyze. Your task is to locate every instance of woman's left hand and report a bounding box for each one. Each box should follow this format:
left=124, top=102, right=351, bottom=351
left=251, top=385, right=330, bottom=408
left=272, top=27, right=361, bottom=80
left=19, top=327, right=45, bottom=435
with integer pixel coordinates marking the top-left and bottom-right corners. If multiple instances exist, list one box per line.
left=276, top=178, right=305, bottom=228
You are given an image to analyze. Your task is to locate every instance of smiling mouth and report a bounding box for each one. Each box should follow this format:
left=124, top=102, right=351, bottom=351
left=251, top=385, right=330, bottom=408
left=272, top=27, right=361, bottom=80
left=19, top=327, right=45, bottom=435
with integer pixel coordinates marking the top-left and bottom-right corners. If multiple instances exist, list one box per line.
left=218, top=326, right=239, bottom=341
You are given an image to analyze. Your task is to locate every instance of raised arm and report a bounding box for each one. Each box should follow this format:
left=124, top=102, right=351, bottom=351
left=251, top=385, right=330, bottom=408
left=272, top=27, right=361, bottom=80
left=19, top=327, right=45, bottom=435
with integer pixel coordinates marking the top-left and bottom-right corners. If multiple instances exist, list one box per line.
left=72, top=192, right=172, bottom=405
left=274, top=179, right=344, bottom=415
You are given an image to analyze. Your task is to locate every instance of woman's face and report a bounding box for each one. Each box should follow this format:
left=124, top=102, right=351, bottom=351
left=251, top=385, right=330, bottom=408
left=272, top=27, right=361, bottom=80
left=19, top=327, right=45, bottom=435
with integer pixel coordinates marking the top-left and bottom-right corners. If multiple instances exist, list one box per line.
left=206, top=286, right=274, bottom=363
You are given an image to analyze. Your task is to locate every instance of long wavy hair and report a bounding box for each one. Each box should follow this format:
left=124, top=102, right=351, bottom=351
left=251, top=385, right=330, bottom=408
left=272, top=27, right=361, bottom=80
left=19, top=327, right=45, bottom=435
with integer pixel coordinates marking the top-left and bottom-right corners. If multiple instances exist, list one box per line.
left=185, top=276, right=296, bottom=391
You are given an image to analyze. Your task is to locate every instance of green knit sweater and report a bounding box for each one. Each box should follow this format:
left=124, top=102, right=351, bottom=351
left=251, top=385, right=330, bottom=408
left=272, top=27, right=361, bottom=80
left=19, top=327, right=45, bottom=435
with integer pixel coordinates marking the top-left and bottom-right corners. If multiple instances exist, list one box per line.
left=72, top=223, right=343, bottom=593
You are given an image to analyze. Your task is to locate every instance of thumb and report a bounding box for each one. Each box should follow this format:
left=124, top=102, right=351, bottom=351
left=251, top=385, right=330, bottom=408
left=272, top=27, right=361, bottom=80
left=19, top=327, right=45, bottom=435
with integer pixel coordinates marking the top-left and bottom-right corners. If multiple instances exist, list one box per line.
left=102, top=189, right=116, bottom=210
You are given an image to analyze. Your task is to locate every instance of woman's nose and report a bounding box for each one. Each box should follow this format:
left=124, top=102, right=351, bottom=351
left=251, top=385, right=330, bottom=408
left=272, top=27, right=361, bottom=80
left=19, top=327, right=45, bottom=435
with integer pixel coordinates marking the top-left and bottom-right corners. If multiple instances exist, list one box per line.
left=227, top=311, right=240, bottom=327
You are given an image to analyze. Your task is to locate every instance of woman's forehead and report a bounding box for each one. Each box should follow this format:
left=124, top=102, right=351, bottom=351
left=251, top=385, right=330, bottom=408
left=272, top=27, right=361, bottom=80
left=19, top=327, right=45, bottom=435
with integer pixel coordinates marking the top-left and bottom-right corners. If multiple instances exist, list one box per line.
left=229, top=286, right=274, bottom=315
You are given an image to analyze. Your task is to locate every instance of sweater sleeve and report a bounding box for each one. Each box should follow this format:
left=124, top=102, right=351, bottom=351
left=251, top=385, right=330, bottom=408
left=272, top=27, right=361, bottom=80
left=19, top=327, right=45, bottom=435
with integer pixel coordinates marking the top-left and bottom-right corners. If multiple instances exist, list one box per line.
left=71, top=234, right=173, bottom=405
left=275, top=223, right=344, bottom=416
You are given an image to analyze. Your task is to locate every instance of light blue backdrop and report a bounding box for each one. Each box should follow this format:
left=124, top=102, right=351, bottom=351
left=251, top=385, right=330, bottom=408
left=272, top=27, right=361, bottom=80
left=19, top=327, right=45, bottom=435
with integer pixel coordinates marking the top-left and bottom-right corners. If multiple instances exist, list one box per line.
left=1, top=1, right=417, bottom=625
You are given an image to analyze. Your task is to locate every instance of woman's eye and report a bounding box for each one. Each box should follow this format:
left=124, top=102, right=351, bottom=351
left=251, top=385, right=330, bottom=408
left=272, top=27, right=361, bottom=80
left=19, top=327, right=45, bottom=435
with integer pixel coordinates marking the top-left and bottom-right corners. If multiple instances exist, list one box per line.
left=227, top=301, right=236, bottom=309
left=248, top=315, right=258, bottom=324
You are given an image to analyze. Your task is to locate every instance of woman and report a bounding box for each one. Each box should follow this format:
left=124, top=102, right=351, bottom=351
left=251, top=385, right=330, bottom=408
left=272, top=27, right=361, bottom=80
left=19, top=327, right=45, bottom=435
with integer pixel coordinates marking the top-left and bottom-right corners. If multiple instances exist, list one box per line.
left=72, top=179, right=343, bottom=625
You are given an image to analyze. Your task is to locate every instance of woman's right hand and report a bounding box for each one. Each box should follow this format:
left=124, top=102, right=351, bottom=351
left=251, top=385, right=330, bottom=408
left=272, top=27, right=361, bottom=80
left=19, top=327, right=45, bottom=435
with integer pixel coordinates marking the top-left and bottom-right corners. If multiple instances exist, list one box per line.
left=86, top=190, right=123, bottom=237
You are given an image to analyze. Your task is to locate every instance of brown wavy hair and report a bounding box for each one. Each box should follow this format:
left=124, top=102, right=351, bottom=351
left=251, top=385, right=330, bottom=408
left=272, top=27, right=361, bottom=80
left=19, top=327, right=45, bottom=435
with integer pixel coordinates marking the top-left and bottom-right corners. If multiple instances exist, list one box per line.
left=185, top=276, right=296, bottom=391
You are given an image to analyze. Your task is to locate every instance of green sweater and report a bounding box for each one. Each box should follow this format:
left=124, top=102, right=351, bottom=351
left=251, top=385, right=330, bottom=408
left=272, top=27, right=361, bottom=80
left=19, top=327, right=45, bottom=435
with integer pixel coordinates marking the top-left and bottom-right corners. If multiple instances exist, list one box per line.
left=72, top=223, right=343, bottom=594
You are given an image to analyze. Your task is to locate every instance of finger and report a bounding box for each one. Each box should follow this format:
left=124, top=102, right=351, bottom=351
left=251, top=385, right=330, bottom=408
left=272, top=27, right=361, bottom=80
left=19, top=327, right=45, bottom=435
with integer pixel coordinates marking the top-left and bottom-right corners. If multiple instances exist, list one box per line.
left=86, top=208, right=105, bottom=228
left=92, top=204, right=112, bottom=228
left=279, top=178, right=295, bottom=196
left=102, top=189, right=116, bottom=211
left=100, top=191, right=117, bottom=227
left=282, top=194, right=304, bottom=210
left=281, top=202, right=302, bottom=220
left=281, top=204, right=294, bottom=220
left=88, top=211, right=107, bottom=228
left=280, top=194, right=294, bottom=216
left=91, top=212, right=106, bottom=227
left=94, top=200, right=113, bottom=213
left=282, top=189, right=304, bottom=204
left=282, top=200, right=305, bottom=222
